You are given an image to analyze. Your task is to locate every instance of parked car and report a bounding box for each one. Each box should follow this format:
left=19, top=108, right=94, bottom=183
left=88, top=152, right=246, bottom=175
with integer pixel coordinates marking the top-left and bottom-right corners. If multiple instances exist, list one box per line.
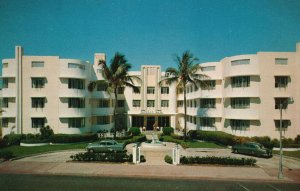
left=232, top=142, right=272, bottom=157
left=86, top=140, right=125, bottom=153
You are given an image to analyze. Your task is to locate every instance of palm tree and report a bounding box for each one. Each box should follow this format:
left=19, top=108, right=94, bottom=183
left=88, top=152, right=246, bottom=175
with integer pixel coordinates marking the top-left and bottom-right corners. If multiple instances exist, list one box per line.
left=160, top=51, right=207, bottom=141
left=88, top=53, right=140, bottom=140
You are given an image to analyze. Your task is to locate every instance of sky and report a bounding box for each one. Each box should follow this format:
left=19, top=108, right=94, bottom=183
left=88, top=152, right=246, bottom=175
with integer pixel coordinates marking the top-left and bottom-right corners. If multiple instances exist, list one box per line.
left=0, top=0, right=300, bottom=71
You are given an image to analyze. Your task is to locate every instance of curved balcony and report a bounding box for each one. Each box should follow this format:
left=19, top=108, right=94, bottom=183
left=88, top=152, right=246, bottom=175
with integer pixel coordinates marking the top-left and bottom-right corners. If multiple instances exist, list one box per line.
left=1, top=88, right=16, bottom=97
left=197, top=108, right=222, bottom=117
left=91, top=108, right=114, bottom=116
left=59, top=108, right=88, bottom=118
left=59, top=89, right=87, bottom=98
left=225, top=87, right=259, bottom=98
left=1, top=107, right=16, bottom=117
left=224, top=55, right=259, bottom=77
left=224, top=108, right=259, bottom=120
left=59, top=59, right=89, bottom=79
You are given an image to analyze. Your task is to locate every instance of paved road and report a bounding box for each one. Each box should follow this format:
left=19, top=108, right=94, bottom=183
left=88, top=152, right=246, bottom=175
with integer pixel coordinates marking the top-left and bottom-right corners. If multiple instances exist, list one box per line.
left=0, top=173, right=299, bottom=191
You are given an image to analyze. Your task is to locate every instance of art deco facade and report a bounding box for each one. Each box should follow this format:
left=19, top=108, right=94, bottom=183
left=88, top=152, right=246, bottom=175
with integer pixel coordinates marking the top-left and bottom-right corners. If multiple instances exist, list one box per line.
left=1, top=43, right=300, bottom=138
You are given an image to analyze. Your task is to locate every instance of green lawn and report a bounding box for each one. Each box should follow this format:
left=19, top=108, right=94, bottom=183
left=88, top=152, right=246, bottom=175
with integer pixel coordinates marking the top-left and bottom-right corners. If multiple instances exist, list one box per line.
left=0, top=142, right=88, bottom=158
left=161, top=136, right=225, bottom=149
left=273, top=150, right=300, bottom=159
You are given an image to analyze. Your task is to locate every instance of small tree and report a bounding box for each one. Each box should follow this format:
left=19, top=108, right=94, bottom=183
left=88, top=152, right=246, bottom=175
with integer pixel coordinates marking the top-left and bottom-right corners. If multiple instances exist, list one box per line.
left=40, top=125, right=54, bottom=140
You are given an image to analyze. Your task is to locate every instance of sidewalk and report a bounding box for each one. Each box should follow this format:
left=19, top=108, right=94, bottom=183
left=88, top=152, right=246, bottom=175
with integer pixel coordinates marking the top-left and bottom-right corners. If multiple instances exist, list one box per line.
left=0, top=160, right=279, bottom=181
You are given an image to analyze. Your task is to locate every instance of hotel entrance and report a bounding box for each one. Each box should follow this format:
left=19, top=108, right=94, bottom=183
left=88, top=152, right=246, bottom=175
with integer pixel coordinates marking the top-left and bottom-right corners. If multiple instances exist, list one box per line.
left=146, top=117, right=155, bottom=130
left=131, top=115, right=171, bottom=130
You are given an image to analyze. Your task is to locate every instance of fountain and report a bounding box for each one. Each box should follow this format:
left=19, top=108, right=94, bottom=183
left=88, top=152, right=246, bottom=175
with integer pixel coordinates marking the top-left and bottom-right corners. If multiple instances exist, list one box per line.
left=141, top=133, right=166, bottom=148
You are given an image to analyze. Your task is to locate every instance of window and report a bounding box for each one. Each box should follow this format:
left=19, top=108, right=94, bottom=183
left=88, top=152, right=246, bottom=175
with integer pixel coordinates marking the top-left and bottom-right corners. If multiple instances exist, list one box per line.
left=161, top=100, right=169, bottom=107
left=200, top=99, right=216, bottom=108
left=3, top=63, right=8, bottom=68
left=147, top=87, right=155, bottom=94
left=201, top=80, right=216, bottom=90
left=132, top=87, right=141, bottom=94
left=98, top=99, right=109, bottom=108
left=231, top=76, right=250, bottom=87
left=275, top=58, right=288, bottom=65
left=2, top=98, right=9, bottom=108
left=275, top=76, right=288, bottom=88
left=118, top=87, right=125, bottom=94
left=177, top=101, right=183, bottom=107
left=200, top=118, right=215, bottom=127
left=274, top=120, right=291, bottom=129
left=161, top=87, right=169, bottom=94
left=68, top=98, right=85, bottom=108
left=68, top=63, right=85, bottom=70
left=32, top=98, right=45, bottom=108
left=230, top=120, right=250, bottom=130
left=231, top=98, right=250, bottom=109
left=158, top=116, right=170, bottom=127
left=231, top=59, right=250, bottom=66
left=2, top=78, right=8, bottom=88
left=201, top=66, right=215, bottom=71
left=97, top=83, right=107, bottom=91
left=31, top=61, right=44, bottom=67
left=96, top=116, right=110, bottom=125
left=275, top=98, right=289, bottom=109
left=193, top=100, right=197, bottom=107
left=68, top=79, right=85, bottom=89
left=117, top=100, right=125, bottom=107
left=68, top=118, right=85, bottom=128
left=2, top=118, right=9, bottom=127
left=32, top=78, right=45, bottom=88
left=132, top=116, right=144, bottom=127
left=147, top=100, right=155, bottom=107
left=32, top=118, right=45, bottom=128
left=133, top=100, right=141, bottom=107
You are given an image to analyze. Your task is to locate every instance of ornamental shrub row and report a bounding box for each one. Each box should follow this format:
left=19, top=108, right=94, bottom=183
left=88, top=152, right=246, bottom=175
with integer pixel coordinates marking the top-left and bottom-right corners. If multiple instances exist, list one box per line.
left=70, top=152, right=146, bottom=163
left=180, top=156, right=257, bottom=166
left=164, top=155, right=173, bottom=164
left=49, top=134, right=98, bottom=143
left=0, top=150, right=13, bottom=160
left=123, top=135, right=147, bottom=146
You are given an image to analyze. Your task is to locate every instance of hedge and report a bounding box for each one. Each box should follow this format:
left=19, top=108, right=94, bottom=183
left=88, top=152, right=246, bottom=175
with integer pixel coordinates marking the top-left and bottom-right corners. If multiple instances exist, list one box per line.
left=49, top=134, right=98, bottom=143
left=180, top=156, right=256, bottom=166
left=162, top=127, right=174, bottom=136
left=164, top=155, right=172, bottom=164
left=189, top=130, right=236, bottom=146
left=3, top=134, right=25, bottom=146
left=123, top=135, right=147, bottom=146
left=128, top=127, right=141, bottom=136
left=70, top=152, right=146, bottom=163
left=0, top=138, right=6, bottom=148
left=0, top=150, right=13, bottom=160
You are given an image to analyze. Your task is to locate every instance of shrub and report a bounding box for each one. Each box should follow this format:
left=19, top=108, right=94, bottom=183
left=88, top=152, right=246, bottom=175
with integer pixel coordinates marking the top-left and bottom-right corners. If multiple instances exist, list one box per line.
left=180, top=156, right=256, bottom=166
left=49, top=134, right=98, bottom=143
left=128, top=127, right=141, bottom=136
left=0, top=138, right=6, bottom=148
left=123, top=135, right=146, bottom=146
left=162, top=127, right=174, bottom=136
left=140, top=155, right=146, bottom=163
left=164, top=155, right=172, bottom=164
left=189, top=130, right=236, bottom=146
left=40, top=125, right=54, bottom=139
left=0, top=150, right=13, bottom=160
left=20, top=139, right=49, bottom=144
left=171, top=133, right=183, bottom=140
left=3, top=134, right=24, bottom=146
left=295, top=135, right=300, bottom=144
left=70, top=152, right=131, bottom=162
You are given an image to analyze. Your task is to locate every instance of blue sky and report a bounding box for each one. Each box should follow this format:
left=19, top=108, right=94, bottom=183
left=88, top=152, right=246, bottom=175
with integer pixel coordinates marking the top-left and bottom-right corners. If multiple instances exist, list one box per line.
left=0, top=0, right=300, bottom=71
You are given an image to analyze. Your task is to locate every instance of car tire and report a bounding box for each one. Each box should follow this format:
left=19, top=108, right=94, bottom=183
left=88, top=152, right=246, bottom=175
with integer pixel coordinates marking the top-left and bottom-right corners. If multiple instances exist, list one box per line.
left=89, top=149, right=94, bottom=153
left=232, top=149, right=237, bottom=153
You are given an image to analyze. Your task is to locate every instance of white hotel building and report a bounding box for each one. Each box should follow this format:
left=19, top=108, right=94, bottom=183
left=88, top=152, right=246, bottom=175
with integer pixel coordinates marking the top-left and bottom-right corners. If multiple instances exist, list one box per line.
left=1, top=43, right=300, bottom=139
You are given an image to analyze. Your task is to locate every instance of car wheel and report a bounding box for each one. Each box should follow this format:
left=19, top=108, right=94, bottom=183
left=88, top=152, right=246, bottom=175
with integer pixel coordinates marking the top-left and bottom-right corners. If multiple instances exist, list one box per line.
left=232, top=149, right=237, bottom=153
left=89, top=149, right=94, bottom=153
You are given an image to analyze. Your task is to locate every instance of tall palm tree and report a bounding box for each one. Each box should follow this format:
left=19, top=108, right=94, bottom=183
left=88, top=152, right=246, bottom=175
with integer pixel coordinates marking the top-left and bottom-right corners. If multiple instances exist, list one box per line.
left=88, top=53, right=140, bottom=140
left=160, top=51, right=207, bottom=141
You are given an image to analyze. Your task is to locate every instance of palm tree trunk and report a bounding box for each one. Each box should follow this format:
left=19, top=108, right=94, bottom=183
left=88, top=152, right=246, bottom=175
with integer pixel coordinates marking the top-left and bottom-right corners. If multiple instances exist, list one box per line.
left=113, top=88, right=118, bottom=140
left=183, top=84, right=187, bottom=142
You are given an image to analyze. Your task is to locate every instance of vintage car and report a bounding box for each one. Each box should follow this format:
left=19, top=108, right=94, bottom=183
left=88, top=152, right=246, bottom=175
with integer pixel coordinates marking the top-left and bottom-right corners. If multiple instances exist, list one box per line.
left=86, top=140, right=125, bottom=153
left=232, top=142, right=272, bottom=157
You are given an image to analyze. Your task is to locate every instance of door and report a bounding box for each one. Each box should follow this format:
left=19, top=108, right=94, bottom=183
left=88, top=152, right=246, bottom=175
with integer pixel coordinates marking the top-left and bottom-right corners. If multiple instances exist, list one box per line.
left=146, top=117, right=155, bottom=130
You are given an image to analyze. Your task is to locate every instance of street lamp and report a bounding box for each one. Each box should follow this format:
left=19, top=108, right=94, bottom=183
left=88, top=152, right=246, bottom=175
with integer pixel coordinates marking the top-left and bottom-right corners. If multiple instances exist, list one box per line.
left=278, top=97, right=293, bottom=179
